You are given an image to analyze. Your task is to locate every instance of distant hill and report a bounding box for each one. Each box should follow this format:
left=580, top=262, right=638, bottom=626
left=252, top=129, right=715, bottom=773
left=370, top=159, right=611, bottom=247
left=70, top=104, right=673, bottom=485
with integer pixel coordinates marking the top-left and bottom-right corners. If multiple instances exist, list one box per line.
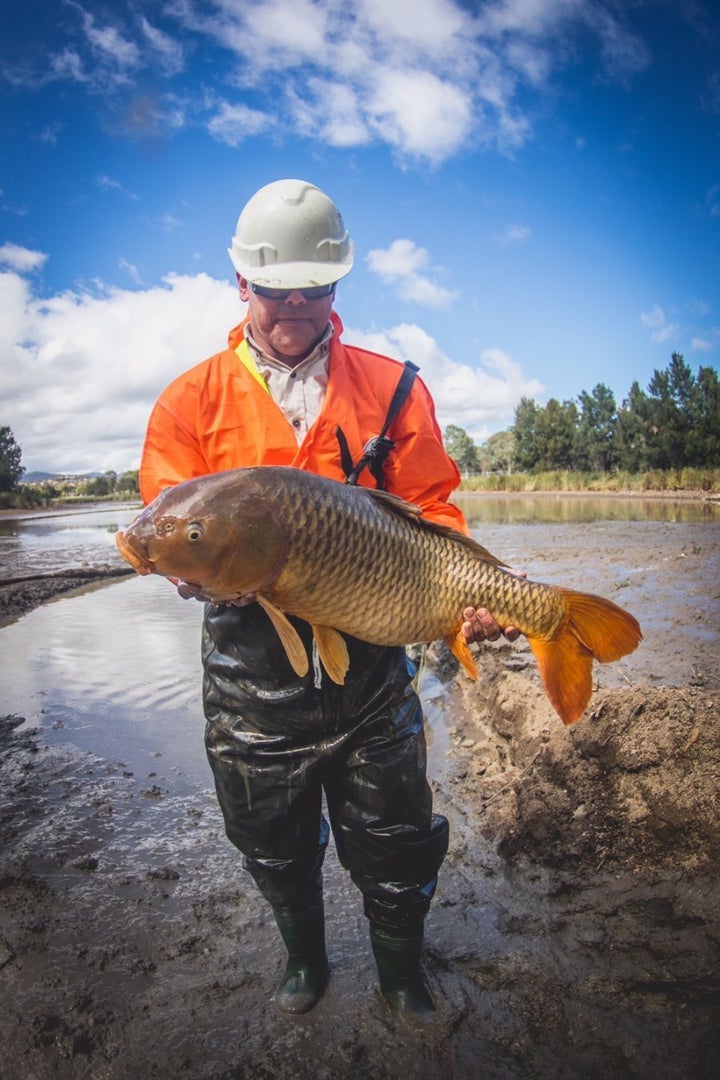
left=23, top=471, right=102, bottom=483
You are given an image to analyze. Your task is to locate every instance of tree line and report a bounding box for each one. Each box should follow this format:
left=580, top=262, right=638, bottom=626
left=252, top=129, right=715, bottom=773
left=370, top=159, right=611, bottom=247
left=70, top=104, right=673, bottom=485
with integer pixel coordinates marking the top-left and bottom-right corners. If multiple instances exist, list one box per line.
left=446, top=353, right=720, bottom=475
left=0, top=427, right=140, bottom=507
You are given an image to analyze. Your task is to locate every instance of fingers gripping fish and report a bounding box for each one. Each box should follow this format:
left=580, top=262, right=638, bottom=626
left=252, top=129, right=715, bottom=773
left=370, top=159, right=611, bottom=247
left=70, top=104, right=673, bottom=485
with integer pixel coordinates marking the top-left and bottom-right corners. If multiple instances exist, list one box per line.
left=116, top=466, right=642, bottom=726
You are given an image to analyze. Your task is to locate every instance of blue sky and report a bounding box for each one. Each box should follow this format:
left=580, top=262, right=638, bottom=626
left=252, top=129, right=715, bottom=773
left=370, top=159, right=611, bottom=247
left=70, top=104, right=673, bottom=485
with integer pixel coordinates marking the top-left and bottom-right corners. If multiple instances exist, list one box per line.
left=1, top=0, right=718, bottom=474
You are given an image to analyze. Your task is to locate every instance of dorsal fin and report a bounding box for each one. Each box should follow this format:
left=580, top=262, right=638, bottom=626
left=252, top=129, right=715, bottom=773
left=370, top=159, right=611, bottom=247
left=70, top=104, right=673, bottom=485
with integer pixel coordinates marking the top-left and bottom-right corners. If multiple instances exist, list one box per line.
left=365, top=487, right=507, bottom=566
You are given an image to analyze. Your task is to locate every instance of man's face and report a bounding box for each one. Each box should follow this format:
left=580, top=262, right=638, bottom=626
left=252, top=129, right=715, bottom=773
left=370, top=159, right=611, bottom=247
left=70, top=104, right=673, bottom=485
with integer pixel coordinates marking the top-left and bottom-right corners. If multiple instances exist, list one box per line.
left=238, top=276, right=334, bottom=366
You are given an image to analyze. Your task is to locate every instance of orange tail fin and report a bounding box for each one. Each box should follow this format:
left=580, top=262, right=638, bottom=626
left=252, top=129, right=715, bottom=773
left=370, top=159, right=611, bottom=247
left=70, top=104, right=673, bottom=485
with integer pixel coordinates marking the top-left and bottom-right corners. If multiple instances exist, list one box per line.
left=527, top=590, right=642, bottom=725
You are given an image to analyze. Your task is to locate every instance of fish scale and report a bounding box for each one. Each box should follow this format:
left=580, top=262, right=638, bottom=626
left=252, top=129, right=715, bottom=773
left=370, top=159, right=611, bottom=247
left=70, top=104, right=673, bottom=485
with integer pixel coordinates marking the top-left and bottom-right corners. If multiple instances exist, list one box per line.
left=265, top=468, right=565, bottom=644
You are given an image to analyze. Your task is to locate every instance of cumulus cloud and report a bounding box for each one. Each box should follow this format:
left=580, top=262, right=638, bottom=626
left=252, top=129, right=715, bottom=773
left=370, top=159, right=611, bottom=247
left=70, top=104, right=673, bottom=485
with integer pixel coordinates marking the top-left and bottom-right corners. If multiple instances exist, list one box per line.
left=344, top=321, right=544, bottom=442
left=690, top=328, right=720, bottom=353
left=2, top=0, right=654, bottom=162
left=207, top=101, right=273, bottom=145
left=366, top=239, right=457, bottom=309
left=1, top=270, right=240, bottom=473
left=640, top=303, right=680, bottom=344
left=0, top=243, right=48, bottom=273
left=497, top=223, right=532, bottom=246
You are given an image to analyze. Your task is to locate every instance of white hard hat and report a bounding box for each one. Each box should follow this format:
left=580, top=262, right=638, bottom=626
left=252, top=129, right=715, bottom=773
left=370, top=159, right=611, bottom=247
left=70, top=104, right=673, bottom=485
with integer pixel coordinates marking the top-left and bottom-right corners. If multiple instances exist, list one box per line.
left=228, top=179, right=354, bottom=288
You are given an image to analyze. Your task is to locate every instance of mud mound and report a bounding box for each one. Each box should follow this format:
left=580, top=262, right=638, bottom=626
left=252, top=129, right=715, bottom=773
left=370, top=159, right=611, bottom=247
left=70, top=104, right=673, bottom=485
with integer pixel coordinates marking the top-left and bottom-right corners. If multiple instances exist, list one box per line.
left=437, top=646, right=720, bottom=876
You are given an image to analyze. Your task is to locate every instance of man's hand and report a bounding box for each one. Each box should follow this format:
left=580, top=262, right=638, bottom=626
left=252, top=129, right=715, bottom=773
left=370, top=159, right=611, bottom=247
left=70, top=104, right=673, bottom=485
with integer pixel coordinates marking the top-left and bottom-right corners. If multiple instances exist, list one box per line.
left=461, top=607, right=521, bottom=644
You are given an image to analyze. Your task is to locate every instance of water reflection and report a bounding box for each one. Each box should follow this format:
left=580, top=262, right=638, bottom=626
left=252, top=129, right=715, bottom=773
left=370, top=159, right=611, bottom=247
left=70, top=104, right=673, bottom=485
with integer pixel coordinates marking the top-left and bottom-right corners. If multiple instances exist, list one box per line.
left=0, top=503, right=140, bottom=578
left=3, top=575, right=207, bottom=789
left=455, top=493, right=720, bottom=527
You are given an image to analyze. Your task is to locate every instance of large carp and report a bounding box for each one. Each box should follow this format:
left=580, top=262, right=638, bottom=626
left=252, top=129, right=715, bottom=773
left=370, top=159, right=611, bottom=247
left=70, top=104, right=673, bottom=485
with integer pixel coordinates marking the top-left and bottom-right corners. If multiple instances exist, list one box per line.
left=116, top=466, right=641, bottom=725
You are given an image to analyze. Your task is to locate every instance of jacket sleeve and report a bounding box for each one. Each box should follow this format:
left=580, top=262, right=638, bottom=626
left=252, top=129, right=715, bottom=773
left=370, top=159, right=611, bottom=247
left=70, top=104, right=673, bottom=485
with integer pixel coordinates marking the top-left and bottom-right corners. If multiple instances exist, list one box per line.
left=139, top=378, right=210, bottom=505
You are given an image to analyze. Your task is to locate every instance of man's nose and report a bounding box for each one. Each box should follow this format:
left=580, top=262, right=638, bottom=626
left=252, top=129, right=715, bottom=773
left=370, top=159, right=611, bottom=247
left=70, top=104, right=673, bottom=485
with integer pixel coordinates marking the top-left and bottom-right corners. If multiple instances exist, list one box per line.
left=283, top=290, right=307, bottom=305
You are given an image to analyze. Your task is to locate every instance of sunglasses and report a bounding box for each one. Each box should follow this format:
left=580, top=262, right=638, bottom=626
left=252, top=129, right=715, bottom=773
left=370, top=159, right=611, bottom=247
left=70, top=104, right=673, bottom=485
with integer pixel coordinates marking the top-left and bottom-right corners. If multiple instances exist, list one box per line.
left=249, top=282, right=337, bottom=301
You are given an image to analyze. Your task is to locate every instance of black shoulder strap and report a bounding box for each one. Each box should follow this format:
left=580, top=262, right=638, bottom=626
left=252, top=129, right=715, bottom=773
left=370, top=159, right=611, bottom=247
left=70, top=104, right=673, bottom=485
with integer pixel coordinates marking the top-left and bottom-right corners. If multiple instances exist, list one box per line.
left=338, top=360, right=420, bottom=489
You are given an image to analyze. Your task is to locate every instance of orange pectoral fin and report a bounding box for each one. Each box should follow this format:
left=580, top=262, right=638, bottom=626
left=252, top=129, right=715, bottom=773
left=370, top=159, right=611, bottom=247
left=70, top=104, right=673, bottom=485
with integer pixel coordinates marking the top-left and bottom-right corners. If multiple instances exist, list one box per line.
left=446, top=630, right=479, bottom=681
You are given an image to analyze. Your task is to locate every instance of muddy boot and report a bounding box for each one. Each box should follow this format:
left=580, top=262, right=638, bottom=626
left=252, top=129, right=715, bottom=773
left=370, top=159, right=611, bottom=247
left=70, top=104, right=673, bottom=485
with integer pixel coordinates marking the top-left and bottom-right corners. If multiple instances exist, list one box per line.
left=272, top=904, right=329, bottom=1015
left=370, top=926, right=435, bottom=1024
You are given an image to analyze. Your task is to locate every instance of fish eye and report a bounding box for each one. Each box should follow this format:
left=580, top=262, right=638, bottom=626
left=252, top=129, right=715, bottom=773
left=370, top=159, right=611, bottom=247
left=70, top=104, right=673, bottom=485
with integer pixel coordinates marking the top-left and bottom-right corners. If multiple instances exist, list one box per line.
left=186, top=522, right=205, bottom=543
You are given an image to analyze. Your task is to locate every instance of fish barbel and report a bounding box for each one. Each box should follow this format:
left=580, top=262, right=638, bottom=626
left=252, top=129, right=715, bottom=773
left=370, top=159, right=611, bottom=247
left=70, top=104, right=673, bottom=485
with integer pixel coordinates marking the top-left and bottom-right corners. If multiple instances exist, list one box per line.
left=116, top=466, right=642, bottom=725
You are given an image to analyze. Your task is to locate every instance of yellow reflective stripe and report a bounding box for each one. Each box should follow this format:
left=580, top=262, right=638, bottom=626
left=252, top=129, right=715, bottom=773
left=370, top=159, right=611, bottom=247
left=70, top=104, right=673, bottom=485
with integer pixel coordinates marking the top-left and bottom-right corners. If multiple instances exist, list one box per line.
left=234, top=337, right=269, bottom=394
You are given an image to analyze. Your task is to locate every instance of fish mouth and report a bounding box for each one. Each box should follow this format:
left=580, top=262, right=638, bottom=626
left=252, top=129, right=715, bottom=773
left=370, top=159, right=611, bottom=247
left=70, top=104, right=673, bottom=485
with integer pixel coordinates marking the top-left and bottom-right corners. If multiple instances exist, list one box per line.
left=115, top=530, right=155, bottom=575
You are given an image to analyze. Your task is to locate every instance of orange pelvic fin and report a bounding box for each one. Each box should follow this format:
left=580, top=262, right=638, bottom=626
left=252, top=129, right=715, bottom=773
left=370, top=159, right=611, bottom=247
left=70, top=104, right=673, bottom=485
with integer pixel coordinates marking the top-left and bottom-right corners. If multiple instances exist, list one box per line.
left=312, top=624, right=349, bottom=685
left=446, top=630, right=479, bottom=681
left=256, top=595, right=309, bottom=678
left=528, top=589, right=642, bottom=725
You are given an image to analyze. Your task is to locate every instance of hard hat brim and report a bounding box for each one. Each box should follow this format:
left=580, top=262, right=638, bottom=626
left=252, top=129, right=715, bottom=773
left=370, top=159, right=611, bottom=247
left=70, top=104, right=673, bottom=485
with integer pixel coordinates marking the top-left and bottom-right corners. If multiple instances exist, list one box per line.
left=229, top=251, right=353, bottom=289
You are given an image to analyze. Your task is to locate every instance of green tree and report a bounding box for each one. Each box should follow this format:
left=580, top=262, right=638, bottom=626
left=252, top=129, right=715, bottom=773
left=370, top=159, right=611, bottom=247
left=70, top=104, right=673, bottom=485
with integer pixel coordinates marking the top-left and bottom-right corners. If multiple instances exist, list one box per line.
left=688, top=365, right=720, bottom=465
left=535, top=398, right=578, bottom=470
left=615, top=381, right=651, bottom=472
left=444, top=424, right=480, bottom=475
left=645, top=353, right=696, bottom=469
left=575, top=383, right=618, bottom=472
left=116, top=469, right=140, bottom=495
left=78, top=471, right=117, bottom=497
left=478, top=429, right=515, bottom=473
left=512, top=397, right=540, bottom=471
left=0, top=426, right=24, bottom=492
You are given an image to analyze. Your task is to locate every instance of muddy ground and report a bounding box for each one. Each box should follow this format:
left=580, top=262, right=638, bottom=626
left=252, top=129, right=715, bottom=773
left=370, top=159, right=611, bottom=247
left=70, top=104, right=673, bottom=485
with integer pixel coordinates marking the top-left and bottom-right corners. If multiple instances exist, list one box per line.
left=1, top=519, right=719, bottom=1079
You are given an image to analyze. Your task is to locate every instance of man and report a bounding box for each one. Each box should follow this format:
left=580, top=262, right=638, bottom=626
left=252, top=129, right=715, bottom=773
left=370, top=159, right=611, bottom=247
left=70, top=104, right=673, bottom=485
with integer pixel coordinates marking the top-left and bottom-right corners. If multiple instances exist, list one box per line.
left=140, top=179, right=516, bottom=1022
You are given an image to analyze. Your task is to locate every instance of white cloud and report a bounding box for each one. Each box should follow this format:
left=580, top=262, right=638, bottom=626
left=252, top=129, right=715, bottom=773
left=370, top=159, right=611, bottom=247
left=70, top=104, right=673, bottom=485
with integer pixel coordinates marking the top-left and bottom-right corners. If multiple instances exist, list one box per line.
left=165, top=0, right=650, bottom=163
left=207, top=101, right=273, bottom=145
left=96, top=175, right=140, bottom=201
left=0, top=243, right=48, bottom=273
left=72, top=2, right=141, bottom=73
left=1, top=271, right=241, bottom=473
left=640, top=304, right=666, bottom=329
left=640, top=303, right=679, bottom=344
left=367, top=68, right=473, bottom=163
left=691, top=329, right=720, bottom=352
left=497, top=223, right=532, bottom=246
left=344, top=321, right=544, bottom=441
left=366, top=239, right=457, bottom=308
left=139, top=17, right=185, bottom=76
left=1, top=0, right=656, bottom=164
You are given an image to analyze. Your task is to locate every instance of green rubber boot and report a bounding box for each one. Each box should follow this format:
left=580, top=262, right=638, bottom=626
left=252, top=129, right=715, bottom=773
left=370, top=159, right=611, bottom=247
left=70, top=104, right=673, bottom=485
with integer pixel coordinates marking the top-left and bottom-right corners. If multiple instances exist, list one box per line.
left=370, top=926, right=435, bottom=1024
left=273, top=904, right=329, bottom=1015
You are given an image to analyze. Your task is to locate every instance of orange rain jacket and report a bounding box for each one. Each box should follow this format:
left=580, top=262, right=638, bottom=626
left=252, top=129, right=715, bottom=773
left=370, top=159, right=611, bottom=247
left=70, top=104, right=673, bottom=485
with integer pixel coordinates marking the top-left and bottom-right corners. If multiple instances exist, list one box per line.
left=140, top=312, right=469, bottom=534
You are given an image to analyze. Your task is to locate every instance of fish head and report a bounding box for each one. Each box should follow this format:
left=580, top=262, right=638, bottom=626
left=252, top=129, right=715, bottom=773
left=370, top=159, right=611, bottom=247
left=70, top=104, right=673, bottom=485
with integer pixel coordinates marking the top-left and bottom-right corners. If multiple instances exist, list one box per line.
left=115, top=469, right=288, bottom=601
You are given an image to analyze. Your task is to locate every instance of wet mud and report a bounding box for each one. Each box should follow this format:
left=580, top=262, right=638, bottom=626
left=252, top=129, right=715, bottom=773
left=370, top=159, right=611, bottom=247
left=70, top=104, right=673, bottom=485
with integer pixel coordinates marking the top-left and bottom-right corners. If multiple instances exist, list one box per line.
left=1, top=515, right=719, bottom=1078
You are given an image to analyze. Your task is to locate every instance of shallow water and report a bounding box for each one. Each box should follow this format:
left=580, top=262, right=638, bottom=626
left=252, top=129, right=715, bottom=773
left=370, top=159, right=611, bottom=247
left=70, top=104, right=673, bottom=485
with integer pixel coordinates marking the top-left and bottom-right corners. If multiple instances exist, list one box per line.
left=2, top=576, right=206, bottom=789
left=0, top=503, right=140, bottom=579
left=455, top=491, right=720, bottom=526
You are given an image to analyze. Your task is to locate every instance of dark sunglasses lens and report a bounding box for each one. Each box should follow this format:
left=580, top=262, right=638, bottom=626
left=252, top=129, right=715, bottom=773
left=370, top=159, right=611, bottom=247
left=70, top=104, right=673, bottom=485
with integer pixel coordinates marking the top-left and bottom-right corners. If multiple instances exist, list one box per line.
left=251, top=283, right=336, bottom=300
